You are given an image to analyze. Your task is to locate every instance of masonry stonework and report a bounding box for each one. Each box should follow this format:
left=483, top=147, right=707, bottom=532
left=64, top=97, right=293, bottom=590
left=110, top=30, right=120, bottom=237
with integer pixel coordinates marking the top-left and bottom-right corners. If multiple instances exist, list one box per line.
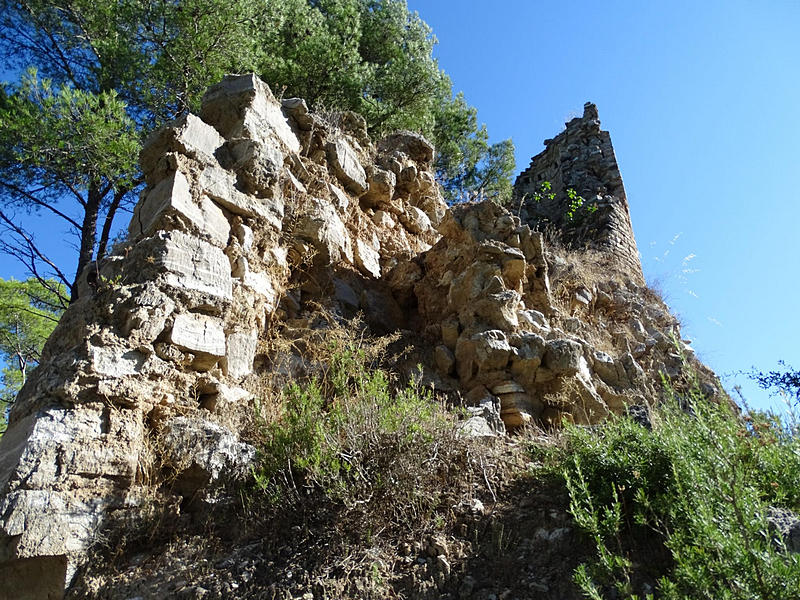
left=0, top=79, right=718, bottom=597
left=514, top=102, right=644, bottom=284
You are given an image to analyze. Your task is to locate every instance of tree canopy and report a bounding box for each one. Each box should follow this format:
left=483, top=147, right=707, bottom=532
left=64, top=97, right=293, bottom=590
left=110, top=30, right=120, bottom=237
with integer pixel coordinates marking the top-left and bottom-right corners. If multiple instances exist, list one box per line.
left=0, top=276, right=65, bottom=432
left=0, top=0, right=515, bottom=304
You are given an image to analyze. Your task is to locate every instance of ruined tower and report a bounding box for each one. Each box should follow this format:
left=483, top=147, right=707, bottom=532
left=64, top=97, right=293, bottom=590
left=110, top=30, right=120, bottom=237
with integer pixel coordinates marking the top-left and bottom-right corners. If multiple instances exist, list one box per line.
left=514, top=102, right=644, bottom=283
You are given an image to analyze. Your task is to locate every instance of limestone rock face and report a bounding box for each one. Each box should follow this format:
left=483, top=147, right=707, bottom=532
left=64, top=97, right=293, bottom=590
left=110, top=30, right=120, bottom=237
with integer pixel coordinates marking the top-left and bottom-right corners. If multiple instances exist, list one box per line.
left=201, top=73, right=300, bottom=154
left=156, top=230, right=233, bottom=300
left=327, top=137, right=368, bottom=193
left=160, top=416, right=256, bottom=497
left=0, top=73, right=446, bottom=592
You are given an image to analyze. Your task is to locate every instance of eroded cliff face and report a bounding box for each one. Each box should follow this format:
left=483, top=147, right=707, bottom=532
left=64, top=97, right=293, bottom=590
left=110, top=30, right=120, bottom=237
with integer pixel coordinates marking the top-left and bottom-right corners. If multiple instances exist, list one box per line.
left=0, top=75, right=717, bottom=597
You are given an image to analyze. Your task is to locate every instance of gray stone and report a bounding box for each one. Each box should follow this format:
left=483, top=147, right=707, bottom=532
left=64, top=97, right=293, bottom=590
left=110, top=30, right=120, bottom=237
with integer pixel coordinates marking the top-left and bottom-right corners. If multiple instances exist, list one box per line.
left=544, top=339, right=584, bottom=375
left=0, top=406, right=141, bottom=493
left=564, top=317, right=581, bottom=333
left=242, top=270, right=278, bottom=312
left=361, top=166, right=395, bottom=206
left=519, top=309, right=548, bottom=329
left=491, top=380, right=525, bottom=395
left=130, top=171, right=230, bottom=247
left=228, top=138, right=285, bottom=195
left=327, top=183, right=351, bottom=212
left=377, top=131, right=434, bottom=163
left=0, top=403, right=144, bottom=586
left=360, top=288, right=405, bottom=333
left=326, top=138, right=367, bottom=194
left=296, top=197, right=353, bottom=264
left=122, top=283, right=176, bottom=343
left=0, top=488, right=108, bottom=589
left=768, top=507, right=800, bottom=553
left=510, top=335, right=545, bottom=384
left=160, top=416, right=256, bottom=497
left=199, top=165, right=283, bottom=229
left=372, top=210, right=396, bottom=229
left=234, top=223, right=254, bottom=252
left=225, top=329, right=258, bottom=381
left=592, top=351, right=621, bottom=386
left=573, top=287, right=593, bottom=307
left=401, top=205, right=431, bottom=234
left=458, top=416, right=496, bottom=438
left=89, top=346, right=146, bottom=378
left=170, top=113, right=224, bottom=161
left=281, top=97, right=312, bottom=129
left=620, top=352, right=645, bottom=385
left=475, top=290, right=521, bottom=330
left=170, top=313, right=226, bottom=365
left=201, top=73, right=300, bottom=154
left=140, top=113, right=224, bottom=177
left=472, top=330, right=511, bottom=371
left=354, top=238, right=381, bottom=278
left=156, top=231, right=233, bottom=300
left=333, top=279, right=360, bottom=310
left=629, top=318, right=648, bottom=341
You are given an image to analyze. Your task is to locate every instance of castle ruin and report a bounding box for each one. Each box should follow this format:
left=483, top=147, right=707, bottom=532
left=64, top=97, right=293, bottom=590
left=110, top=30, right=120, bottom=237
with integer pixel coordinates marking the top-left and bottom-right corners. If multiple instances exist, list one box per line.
left=514, top=102, right=644, bottom=283
left=0, top=78, right=715, bottom=597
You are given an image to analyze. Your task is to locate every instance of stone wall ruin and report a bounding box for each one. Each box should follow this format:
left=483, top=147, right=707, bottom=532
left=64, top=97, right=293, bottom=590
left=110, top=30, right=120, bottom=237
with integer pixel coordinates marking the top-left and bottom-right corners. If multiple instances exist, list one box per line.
left=0, top=76, right=716, bottom=597
left=514, top=102, right=644, bottom=283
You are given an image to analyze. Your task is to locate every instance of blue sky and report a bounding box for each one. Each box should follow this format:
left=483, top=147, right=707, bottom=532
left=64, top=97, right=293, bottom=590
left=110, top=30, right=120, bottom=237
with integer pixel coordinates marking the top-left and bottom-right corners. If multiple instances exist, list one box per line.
left=1, top=1, right=797, bottom=412
left=406, top=0, right=800, bottom=412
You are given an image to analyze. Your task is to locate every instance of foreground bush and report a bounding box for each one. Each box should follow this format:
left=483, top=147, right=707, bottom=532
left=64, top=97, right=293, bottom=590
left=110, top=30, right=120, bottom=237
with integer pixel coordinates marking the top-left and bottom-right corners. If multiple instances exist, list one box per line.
left=253, top=339, right=485, bottom=531
left=564, top=382, right=800, bottom=599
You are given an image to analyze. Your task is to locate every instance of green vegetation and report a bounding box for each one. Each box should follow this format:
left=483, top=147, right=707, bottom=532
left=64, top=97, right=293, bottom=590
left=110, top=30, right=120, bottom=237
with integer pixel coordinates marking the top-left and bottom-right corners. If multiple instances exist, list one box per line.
left=565, top=187, right=598, bottom=221
left=0, top=277, right=65, bottom=432
left=0, top=0, right=514, bottom=300
left=561, top=379, right=800, bottom=599
left=517, top=180, right=598, bottom=219
left=253, top=340, right=471, bottom=523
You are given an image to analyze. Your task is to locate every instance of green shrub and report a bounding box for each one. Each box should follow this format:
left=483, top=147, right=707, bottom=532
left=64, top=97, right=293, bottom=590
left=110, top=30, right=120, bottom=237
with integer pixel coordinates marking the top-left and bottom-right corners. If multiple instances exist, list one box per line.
left=252, top=339, right=465, bottom=526
left=564, top=383, right=800, bottom=599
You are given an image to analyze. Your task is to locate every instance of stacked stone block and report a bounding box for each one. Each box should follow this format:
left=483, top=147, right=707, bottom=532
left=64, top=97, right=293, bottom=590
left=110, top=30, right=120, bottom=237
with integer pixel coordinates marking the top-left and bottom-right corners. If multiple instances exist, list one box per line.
left=0, top=73, right=446, bottom=594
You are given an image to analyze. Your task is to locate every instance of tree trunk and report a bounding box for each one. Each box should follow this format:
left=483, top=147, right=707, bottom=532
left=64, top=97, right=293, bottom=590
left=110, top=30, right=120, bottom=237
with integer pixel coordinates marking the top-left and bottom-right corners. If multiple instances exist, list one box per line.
left=97, top=187, right=127, bottom=261
left=70, top=181, right=103, bottom=303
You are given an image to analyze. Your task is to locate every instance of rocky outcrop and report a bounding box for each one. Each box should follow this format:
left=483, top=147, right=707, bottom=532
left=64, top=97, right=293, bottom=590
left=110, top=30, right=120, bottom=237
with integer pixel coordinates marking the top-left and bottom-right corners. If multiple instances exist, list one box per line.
left=0, top=75, right=717, bottom=597
left=0, top=73, right=446, bottom=594
left=393, top=199, right=713, bottom=432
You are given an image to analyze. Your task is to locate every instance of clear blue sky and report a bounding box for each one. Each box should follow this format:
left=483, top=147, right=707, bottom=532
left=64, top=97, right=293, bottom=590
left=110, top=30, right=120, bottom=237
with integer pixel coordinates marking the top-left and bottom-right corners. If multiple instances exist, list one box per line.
left=1, top=1, right=797, bottom=412
left=406, top=0, right=800, bottom=412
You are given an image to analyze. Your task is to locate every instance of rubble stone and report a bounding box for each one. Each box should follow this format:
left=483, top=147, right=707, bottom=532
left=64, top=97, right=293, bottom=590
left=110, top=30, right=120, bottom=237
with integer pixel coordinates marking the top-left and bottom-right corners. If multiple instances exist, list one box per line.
left=225, top=329, right=258, bottom=381
left=170, top=313, right=227, bottom=368
left=131, top=171, right=230, bottom=247
left=327, top=138, right=367, bottom=194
